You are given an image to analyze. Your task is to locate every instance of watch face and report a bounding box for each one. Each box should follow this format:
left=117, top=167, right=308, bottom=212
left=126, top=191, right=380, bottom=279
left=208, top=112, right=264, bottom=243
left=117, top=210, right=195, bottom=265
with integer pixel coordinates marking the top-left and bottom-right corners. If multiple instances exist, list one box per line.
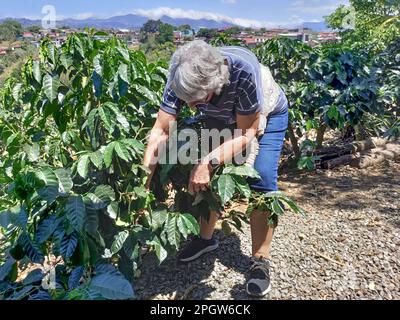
left=210, top=158, right=220, bottom=169
left=211, top=163, right=219, bottom=170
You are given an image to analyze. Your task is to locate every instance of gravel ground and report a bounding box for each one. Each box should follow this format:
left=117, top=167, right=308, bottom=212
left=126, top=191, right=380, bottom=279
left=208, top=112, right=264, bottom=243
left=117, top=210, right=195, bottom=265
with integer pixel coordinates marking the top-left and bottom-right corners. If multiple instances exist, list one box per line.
left=135, top=160, right=400, bottom=300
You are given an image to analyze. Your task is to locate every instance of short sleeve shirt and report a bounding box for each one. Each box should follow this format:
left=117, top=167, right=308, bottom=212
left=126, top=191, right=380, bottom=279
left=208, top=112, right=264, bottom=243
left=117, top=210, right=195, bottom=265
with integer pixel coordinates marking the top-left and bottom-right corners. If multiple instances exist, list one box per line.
left=160, top=46, right=266, bottom=124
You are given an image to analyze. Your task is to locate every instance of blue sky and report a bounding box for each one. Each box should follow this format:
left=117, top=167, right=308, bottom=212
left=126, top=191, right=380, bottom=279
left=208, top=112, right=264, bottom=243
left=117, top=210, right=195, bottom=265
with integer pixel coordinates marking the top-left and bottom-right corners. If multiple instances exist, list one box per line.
left=0, top=0, right=349, bottom=27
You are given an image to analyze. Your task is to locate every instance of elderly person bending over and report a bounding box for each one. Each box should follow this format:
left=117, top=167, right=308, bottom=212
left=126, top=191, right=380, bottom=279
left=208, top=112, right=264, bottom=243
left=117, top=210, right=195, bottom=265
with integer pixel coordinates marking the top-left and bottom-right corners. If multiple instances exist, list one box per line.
left=143, top=40, right=288, bottom=297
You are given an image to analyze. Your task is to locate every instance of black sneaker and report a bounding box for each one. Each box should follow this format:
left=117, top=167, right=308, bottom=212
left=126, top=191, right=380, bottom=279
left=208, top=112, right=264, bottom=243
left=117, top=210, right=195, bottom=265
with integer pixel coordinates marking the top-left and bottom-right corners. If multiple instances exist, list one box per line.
left=177, top=236, right=219, bottom=262
left=246, top=256, right=272, bottom=297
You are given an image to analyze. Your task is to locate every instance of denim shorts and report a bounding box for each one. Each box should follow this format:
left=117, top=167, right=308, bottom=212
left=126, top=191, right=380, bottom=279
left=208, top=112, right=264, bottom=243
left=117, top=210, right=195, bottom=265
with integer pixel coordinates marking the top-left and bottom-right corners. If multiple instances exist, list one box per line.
left=249, top=104, right=289, bottom=192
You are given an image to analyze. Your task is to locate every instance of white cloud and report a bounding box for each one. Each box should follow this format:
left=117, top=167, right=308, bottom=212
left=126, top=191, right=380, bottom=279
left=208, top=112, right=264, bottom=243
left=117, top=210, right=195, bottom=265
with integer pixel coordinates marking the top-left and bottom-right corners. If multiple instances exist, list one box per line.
left=221, top=0, right=237, bottom=4
left=73, top=13, right=96, bottom=20
left=15, top=15, right=43, bottom=20
left=289, top=15, right=323, bottom=24
left=290, top=0, right=349, bottom=15
left=132, top=7, right=276, bottom=28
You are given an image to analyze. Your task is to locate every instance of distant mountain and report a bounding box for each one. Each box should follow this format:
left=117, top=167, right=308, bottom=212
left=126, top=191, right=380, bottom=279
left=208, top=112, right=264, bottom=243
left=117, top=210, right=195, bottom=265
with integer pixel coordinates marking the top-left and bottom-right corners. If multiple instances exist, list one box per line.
left=0, top=17, right=42, bottom=27
left=158, top=16, right=234, bottom=30
left=0, top=14, right=330, bottom=32
left=301, top=21, right=331, bottom=32
left=60, top=14, right=149, bottom=29
left=0, top=14, right=235, bottom=30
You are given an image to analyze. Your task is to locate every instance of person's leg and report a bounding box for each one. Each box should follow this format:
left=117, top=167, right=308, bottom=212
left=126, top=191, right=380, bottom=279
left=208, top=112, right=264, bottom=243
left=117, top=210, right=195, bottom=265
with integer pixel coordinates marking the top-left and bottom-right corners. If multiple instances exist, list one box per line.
left=246, top=109, right=288, bottom=297
left=199, top=117, right=233, bottom=240
left=251, top=210, right=277, bottom=260
left=177, top=118, right=231, bottom=262
left=177, top=211, right=219, bottom=262
left=199, top=211, right=219, bottom=240
left=249, top=110, right=288, bottom=258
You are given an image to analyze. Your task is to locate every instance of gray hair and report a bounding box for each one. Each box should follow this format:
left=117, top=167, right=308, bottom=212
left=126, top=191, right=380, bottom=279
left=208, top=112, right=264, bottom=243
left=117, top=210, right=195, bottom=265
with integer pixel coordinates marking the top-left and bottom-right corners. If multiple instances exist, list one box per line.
left=168, top=40, right=230, bottom=102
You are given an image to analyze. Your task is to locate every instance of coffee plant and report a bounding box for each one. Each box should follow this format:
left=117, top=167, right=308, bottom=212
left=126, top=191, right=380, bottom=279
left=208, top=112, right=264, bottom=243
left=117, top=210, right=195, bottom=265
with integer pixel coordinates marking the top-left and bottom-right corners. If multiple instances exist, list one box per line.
left=254, top=38, right=380, bottom=167
left=0, top=32, right=304, bottom=300
left=364, top=38, right=400, bottom=138
left=0, top=31, right=170, bottom=300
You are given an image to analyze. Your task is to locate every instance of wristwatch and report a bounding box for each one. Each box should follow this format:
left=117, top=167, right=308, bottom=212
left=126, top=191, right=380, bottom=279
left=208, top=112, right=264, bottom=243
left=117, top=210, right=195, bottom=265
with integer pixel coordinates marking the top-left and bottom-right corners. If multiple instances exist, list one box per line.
left=207, top=157, right=220, bottom=171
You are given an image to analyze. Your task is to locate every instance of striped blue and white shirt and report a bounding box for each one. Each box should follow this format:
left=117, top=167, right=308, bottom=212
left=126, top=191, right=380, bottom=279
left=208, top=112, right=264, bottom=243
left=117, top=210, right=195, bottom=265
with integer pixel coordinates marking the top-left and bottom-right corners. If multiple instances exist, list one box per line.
left=160, top=46, right=285, bottom=124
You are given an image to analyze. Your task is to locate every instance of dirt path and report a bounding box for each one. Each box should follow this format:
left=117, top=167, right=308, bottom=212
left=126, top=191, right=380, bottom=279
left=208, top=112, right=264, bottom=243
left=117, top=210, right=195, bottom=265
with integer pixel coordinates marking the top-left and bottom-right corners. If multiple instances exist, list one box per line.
left=135, top=160, right=400, bottom=300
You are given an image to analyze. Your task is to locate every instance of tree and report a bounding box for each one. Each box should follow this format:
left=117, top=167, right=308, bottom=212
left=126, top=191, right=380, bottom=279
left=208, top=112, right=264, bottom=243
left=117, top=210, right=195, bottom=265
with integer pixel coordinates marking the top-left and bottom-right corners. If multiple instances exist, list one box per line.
left=140, top=20, right=174, bottom=44
left=210, top=34, right=243, bottom=47
left=326, top=0, right=400, bottom=52
left=178, top=24, right=192, bottom=31
left=196, top=28, right=218, bottom=39
left=141, top=19, right=163, bottom=34
left=224, top=26, right=241, bottom=36
left=157, top=23, right=174, bottom=44
left=0, top=19, right=23, bottom=42
left=140, top=34, right=176, bottom=63
left=27, top=25, right=41, bottom=33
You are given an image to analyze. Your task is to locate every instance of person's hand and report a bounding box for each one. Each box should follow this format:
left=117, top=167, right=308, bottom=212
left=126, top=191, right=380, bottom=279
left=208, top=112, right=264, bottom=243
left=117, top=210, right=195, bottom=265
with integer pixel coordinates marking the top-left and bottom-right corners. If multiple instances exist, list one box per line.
left=189, top=163, right=212, bottom=195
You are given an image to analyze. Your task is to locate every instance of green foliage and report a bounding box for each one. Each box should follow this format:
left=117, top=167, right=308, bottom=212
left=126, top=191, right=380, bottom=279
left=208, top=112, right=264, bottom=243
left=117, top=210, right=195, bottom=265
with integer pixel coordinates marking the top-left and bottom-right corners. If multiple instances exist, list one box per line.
left=196, top=28, right=218, bottom=39
left=0, top=261, right=135, bottom=300
left=256, top=38, right=378, bottom=128
left=324, top=1, right=400, bottom=139
left=157, top=23, right=174, bottom=44
left=366, top=38, right=400, bottom=138
left=223, top=27, right=241, bottom=36
left=177, top=24, right=191, bottom=31
left=89, top=270, right=134, bottom=300
left=254, top=37, right=382, bottom=167
left=141, top=20, right=163, bottom=34
left=139, top=36, right=176, bottom=63
left=221, top=210, right=249, bottom=235
left=0, top=19, right=23, bottom=42
left=0, top=32, right=168, bottom=299
left=209, top=34, right=244, bottom=47
left=326, top=0, right=400, bottom=53
left=141, top=20, right=174, bottom=45
left=0, top=31, right=305, bottom=300
left=0, top=45, right=38, bottom=87
left=27, top=25, right=41, bottom=34
left=247, top=191, right=307, bottom=225
left=153, top=117, right=302, bottom=230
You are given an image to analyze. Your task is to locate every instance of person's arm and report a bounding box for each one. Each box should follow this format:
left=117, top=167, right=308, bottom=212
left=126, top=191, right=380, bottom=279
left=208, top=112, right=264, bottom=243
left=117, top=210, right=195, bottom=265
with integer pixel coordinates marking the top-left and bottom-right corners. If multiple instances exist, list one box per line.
left=204, top=112, right=260, bottom=165
left=143, top=109, right=177, bottom=188
left=189, top=112, right=260, bottom=194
